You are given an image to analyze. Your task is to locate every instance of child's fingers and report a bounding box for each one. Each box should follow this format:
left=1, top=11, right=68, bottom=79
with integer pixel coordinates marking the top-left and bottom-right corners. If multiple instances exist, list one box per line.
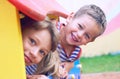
left=26, top=75, right=49, bottom=79
left=26, top=74, right=33, bottom=79
left=59, top=67, right=68, bottom=78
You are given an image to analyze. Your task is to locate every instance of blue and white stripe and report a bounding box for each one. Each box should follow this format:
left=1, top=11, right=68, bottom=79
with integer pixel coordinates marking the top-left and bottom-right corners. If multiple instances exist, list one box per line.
left=26, top=64, right=37, bottom=75
left=57, top=44, right=81, bottom=62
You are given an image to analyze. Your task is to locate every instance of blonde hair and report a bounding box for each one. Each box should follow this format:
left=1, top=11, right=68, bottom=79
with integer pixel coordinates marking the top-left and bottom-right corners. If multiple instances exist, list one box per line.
left=33, top=20, right=60, bottom=76
left=35, top=51, right=60, bottom=77
left=22, top=20, right=60, bottom=76
left=23, top=20, right=59, bottom=52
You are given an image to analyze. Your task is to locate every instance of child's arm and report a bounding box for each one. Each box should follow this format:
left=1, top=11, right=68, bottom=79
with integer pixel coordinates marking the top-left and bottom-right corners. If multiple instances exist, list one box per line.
left=27, top=74, right=49, bottom=79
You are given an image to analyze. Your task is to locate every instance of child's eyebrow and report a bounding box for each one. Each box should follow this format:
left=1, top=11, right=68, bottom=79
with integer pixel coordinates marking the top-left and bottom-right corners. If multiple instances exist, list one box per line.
left=78, top=23, right=86, bottom=29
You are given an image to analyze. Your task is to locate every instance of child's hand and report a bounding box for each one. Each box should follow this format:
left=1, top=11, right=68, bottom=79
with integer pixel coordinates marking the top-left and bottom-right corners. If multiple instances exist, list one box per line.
left=62, top=62, right=74, bottom=72
left=58, top=63, right=68, bottom=79
left=27, top=74, right=49, bottom=79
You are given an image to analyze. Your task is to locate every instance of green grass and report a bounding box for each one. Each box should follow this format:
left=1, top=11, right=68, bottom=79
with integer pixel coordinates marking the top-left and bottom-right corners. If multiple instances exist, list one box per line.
left=80, top=54, right=120, bottom=74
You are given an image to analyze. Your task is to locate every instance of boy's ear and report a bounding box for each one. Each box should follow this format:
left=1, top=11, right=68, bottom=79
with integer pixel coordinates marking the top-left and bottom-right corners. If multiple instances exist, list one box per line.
left=66, top=12, right=74, bottom=23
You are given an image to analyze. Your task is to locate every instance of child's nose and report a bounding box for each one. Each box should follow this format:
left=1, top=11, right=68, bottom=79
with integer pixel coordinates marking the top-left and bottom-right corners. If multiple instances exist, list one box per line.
left=78, top=31, right=84, bottom=38
left=30, top=48, right=39, bottom=58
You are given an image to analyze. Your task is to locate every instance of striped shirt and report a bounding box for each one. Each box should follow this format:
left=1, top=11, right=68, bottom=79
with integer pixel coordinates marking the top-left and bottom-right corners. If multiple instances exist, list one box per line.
left=26, top=64, right=37, bottom=75
left=57, top=44, right=81, bottom=62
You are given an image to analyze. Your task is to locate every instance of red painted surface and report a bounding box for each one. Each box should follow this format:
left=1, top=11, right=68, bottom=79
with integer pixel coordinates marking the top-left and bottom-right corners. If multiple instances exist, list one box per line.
left=8, top=0, right=69, bottom=21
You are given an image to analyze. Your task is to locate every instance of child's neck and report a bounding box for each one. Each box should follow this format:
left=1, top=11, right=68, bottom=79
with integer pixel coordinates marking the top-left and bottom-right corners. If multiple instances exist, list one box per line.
left=60, top=26, right=76, bottom=56
left=60, top=39, right=75, bottom=57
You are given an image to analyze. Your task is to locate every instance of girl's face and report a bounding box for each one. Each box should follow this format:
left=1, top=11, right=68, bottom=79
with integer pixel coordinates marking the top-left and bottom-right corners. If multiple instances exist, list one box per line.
left=63, top=14, right=101, bottom=46
left=22, top=28, right=51, bottom=66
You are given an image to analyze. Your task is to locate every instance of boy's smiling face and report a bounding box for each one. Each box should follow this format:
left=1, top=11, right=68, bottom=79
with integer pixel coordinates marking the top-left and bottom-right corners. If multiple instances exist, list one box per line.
left=22, top=28, right=51, bottom=66
left=63, top=14, right=101, bottom=46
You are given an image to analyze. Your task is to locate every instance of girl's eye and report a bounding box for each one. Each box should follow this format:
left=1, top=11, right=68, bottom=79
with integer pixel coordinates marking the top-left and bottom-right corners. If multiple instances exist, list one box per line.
left=30, top=38, right=36, bottom=45
left=39, top=50, right=46, bottom=56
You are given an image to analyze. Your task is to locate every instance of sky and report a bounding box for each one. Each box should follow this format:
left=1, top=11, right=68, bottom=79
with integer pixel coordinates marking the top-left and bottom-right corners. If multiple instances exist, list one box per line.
left=56, top=0, right=120, bottom=35
left=56, top=0, right=120, bottom=22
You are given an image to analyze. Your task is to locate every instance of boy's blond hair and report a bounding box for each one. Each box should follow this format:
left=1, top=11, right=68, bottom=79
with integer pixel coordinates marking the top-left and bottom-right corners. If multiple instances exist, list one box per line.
left=73, top=4, right=107, bottom=37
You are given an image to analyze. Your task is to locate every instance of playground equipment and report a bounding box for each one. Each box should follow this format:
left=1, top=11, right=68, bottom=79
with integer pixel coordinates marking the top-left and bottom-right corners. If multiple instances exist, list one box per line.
left=8, top=0, right=69, bottom=21
left=0, top=0, right=26, bottom=79
left=0, top=0, right=80, bottom=79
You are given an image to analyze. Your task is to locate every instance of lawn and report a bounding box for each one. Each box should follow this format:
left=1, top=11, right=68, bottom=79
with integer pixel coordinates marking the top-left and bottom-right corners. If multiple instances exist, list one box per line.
left=80, top=54, right=120, bottom=74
